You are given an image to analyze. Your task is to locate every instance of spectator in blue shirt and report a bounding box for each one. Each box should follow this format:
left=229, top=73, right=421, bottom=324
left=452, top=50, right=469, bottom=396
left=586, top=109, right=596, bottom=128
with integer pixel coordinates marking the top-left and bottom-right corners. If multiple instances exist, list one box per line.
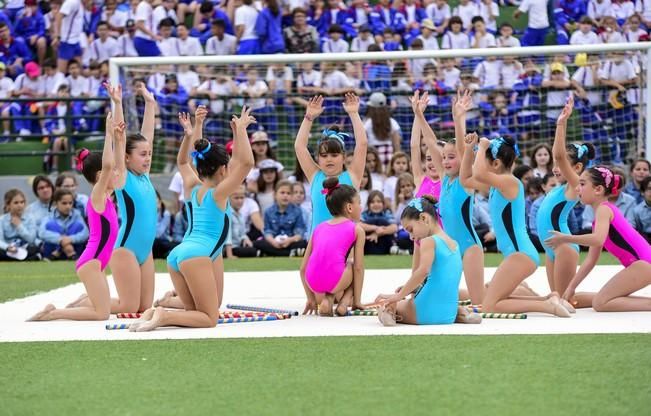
left=360, top=190, right=397, bottom=255
left=0, top=10, right=14, bottom=35
left=632, top=176, right=651, bottom=243
left=1, top=189, right=41, bottom=261
left=39, top=189, right=88, bottom=260
left=14, top=0, right=46, bottom=66
left=554, top=0, right=587, bottom=45
left=254, top=180, right=307, bottom=257
left=623, top=159, right=651, bottom=205
left=0, top=21, right=33, bottom=77
left=256, top=0, right=285, bottom=54
left=25, top=175, right=54, bottom=230
left=191, top=0, right=233, bottom=44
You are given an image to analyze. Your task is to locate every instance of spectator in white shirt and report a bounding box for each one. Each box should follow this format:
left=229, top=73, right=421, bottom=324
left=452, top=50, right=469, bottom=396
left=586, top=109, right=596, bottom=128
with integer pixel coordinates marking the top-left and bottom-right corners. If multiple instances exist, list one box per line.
left=0, top=63, right=15, bottom=139
left=239, top=68, right=277, bottom=136
left=473, top=55, right=501, bottom=89
left=542, top=62, right=571, bottom=122
left=64, top=59, right=89, bottom=97
left=426, top=0, right=451, bottom=34
left=571, top=54, right=602, bottom=106
left=205, top=18, right=237, bottom=55
left=197, top=73, right=236, bottom=115
left=322, top=24, right=349, bottom=53
left=133, top=0, right=161, bottom=56
left=612, top=0, right=635, bottom=26
left=235, top=0, right=260, bottom=54
left=117, top=19, right=138, bottom=57
left=514, top=0, right=550, bottom=46
left=599, top=16, right=625, bottom=44
left=588, top=0, right=613, bottom=26
left=177, top=63, right=200, bottom=111
left=570, top=16, right=601, bottom=45
left=497, top=22, right=521, bottom=47
left=636, top=0, right=651, bottom=28
left=88, top=21, right=119, bottom=63
left=441, top=16, right=470, bottom=49
left=350, top=24, right=375, bottom=52
left=152, top=0, right=178, bottom=35
left=624, top=14, right=646, bottom=42
left=470, top=16, right=496, bottom=48
left=500, top=56, right=523, bottom=89
left=599, top=52, right=638, bottom=104
left=478, top=0, right=500, bottom=33
left=440, top=58, right=461, bottom=89
left=42, top=59, right=67, bottom=97
left=453, top=0, right=480, bottom=32
left=176, top=23, right=204, bottom=56
left=52, top=0, right=85, bottom=72
left=418, top=19, right=440, bottom=50
left=157, top=17, right=179, bottom=56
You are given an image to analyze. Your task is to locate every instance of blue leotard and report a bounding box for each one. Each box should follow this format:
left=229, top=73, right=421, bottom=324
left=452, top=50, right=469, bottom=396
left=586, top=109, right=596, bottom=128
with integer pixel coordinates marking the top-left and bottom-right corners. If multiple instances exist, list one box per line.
left=489, top=181, right=540, bottom=266
left=310, top=170, right=353, bottom=233
left=439, top=175, right=482, bottom=255
left=167, top=186, right=231, bottom=272
left=413, top=235, right=462, bottom=325
left=114, top=170, right=157, bottom=265
left=535, top=184, right=579, bottom=260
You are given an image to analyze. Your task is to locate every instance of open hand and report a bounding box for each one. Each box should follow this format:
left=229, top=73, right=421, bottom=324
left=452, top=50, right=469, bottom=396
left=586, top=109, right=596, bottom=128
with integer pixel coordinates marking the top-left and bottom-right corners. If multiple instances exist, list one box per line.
left=342, top=92, right=360, bottom=114
left=557, top=93, right=574, bottom=125
left=178, top=112, right=192, bottom=133
left=544, top=231, right=568, bottom=250
left=195, top=105, right=208, bottom=124
left=232, top=105, right=257, bottom=130
left=305, top=95, right=324, bottom=119
left=452, top=89, right=473, bottom=119
left=103, top=82, right=122, bottom=102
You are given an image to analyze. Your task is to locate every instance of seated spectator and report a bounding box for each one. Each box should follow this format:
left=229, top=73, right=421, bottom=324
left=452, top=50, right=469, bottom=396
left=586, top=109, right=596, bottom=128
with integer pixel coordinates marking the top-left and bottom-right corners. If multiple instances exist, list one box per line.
left=172, top=204, right=188, bottom=244
left=256, top=0, right=285, bottom=54
left=322, top=24, right=349, bottom=53
left=525, top=176, right=544, bottom=216
left=599, top=15, right=625, bottom=43
left=554, top=0, right=588, bottom=45
left=226, top=185, right=259, bottom=258
left=176, top=64, right=200, bottom=111
left=588, top=0, right=614, bottom=27
left=416, top=19, right=439, bottom=50
left=205, top=18, right=237, bottom=55
left=513, top=60, right=543, bottom=147
left=383, top=151, right=410, bottom=207
left=254, top=158, right=282, bottom=213
left=497, top=22, right=521, bottom=47
left=283, top=7, right=320, bottom=54
left=623, top=14, right=646, bottom=42
left=291, top=182, right=312, bottom=241
left=362, top=45, right=392, bottom=90
left=359, top=166, right=373, bottom=209
left=46, top=85, right=75, bottom=170
left=14, top=0, right=47, bottom=66
left=116, top=19, right=138, bottom=57
left=133, top=0, right=161, bottom=57
left=191, top=0, right=233, bottom=45
left=369, top=0, right=406, bottom=36
left=612, top=0, right=635, bottom=26
left=399, top=0, right=427, bottom=34
left=87, top=20, right=119, bottom=62
left=1, top=189, right=40, bottom=261
left=39, top=189, right=88, bottom=260
left=624, top=159, right=651, bottom=204
left=0, top=20, right=32, bottom=78
left=350, top=24, right=375, bottom=52
left=380, top=28, right=404, bottom=51
left=239, top=67, right=276, bottom=136
left=10, top=61, right=47, bottom=137
left=528, top=173, right=559, bottom=251
left=514, top=164, right=534, bottom=188
left=153, top=0, right=178, bottom=35
left=42, top=58, right=66, bottom=97
left=478, top=0, right=499, bottom=33
left=176, top=23, right=204, bottom=56
left=254, top=180, right=307, bottom=257
left=394, top=172, right=416, bottom=253
left=0, top=62, right=15, bottom=140
left=157, top=17, right=179, bottom=57
left=360, top=190, right=397, bottom=255
left=542, top=62, right=571, bottom=136
left=235, top=0, right=261, bottom=54
left=441, top=16, right=470, bottom=50
left=473, top=54, right=501, bottom=90
left=196, top=72, right=236, bottom=136
left=26, top=175, right=54, bottom=229
left=426, top=0, right=451, bottom=35
left=366, top=145, right=386, bottom=192
left=479, top=91, right=515, bottom=138
left=470, top=16, right=496, bottom=48
left=247, top=137, right=284, bottom=191
left=55, top=172, right=88, bottom=219
left=500, top=55, right=523, bottom=90
left=153, top=190, right=175, bottom=259
left=453, top=0, right=480, bottom=32
left=473, top=192, right=497, bottom=252
left=529, top=144, right=553, bottom=179
left=570, top=16, right=601, bottom=45
left=632, top=177, right=651, bottom=242
left=294, top=61, right=322, bottom=108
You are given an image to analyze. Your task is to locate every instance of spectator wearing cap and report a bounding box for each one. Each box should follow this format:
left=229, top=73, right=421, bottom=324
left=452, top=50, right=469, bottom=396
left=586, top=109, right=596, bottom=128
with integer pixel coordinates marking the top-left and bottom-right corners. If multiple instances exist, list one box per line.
left=283, top=7, right=320, bottom=54
left=364, top=92, right=402, bottom=168
left=554, top=0, right=588, bottom=45
left=247, top=150, right=284, bottom=193
left=153, top=0, right=178, bottom=36
left=542, top=62, right=571, bottom=135
left=350, top=24, right=376, bottom=52
left=256, top=0, right=285, bottom=54
left=116, top=19, right=138, bottom=57
left=426, top=0, right=451, bottom=35
left=0, top=21, right=32, bottom=78
left=206, top=18, right=237, bottom=55
left=478, top=0, right=499, bottom=33
left=416, top=19, right=440, bottom=50
left=453, top=0, right=480, bottom=33
left=88, top=20, right=119, bottom=62
left=133, top=0, right=161, bottom=57
left=570, top=16, right=601, bottom=45
left=235, top=0, right=261, bottom=54
left=497, top=22, right=521, bottom=47
left=191, top=1, right=234, bottom=45
left=514, top=0, right=550, bottom=47
left=10, top=61, right=48, bottom=136
left=14, top=0, right=46, bottom=67
left=157, top=73, right=189, bottom=173
left=322, top=24, right=349, bottom=53
left=51, top=0, right=85, bottom=73
left=369, top=0, right=406, bottom=36
left=252, top=158, right=283, bottom=214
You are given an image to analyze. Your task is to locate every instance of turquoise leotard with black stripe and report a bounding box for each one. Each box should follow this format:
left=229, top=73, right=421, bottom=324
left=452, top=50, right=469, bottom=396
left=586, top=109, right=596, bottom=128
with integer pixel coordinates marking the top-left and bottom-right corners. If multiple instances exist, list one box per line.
left=535, top=184, right=579, bottom=260
left=489, top=181, right=540, bottom=266
left=310, top=170, right=353, bottom=233
left=439, top=175, right=482, bottom=255
left=114, top=170, right=157, bottom=265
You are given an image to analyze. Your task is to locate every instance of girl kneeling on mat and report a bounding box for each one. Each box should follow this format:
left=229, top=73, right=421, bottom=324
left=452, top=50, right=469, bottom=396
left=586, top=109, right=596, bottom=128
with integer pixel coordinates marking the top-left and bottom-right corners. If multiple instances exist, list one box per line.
left=374, top=196, right=480, bottom=326
left=301, top=177, right=366, bottom=316
left=546, top=166, right=651, bottom=312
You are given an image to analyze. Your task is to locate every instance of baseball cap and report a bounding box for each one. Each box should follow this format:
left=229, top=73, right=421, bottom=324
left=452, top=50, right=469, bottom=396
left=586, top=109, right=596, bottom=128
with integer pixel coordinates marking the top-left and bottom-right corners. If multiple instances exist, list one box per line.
left=367, top=92, right=387, bottom=108
left=421, top=19, right=436, bottom=31
left=550, top=62, right=565, bottom=73
left=25, top=62, right=40, bottom=78
left=250, top=131, right=269, bottom=144
left=0, top=62, right=5, bottom=71
left=258, top=159, right=283, bottom=171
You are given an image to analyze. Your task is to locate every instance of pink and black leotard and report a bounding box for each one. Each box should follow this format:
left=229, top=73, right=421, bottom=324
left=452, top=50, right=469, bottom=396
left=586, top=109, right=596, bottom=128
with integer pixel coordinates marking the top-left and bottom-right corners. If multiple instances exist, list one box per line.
left=598, top=202, right=651, bottom=267
left=76, top=197, right=119, bottom=271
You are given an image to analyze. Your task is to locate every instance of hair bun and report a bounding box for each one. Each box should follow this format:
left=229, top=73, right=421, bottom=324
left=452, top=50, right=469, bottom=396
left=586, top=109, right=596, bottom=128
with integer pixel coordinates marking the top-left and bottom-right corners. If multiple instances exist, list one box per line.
left=420, top=194, right=437, bottom=205
left=323, top=176, right=340, bottom=190
left=194, top=138, right=210, bottom=152
left=583, top=143, right=596, bottom=160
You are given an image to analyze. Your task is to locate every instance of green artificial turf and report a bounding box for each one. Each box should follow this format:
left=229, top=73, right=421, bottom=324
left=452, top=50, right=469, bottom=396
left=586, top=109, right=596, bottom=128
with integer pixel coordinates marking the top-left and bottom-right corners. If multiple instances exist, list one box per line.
left=1, top=334, right=649, bottom=415
left=0, top=252, right=619, bottom=303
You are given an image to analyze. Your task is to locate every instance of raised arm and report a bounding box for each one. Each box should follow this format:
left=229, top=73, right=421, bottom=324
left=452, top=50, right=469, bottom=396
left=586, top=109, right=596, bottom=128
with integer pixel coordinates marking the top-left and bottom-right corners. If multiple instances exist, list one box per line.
left=136, top=82, right=157, bottom=146
left=92, top=113, right=119, bottom=213
left=409, top=91, right=424, bottom=185
left=459, top=132, right=490, bottom=193
left=473, top=137, right=518, bottom=195
left=553, top=95, right=580, bottom=190
left=114, top=109, right=127, bottom=190
left=414, top=92, right=444, bottom=179
left=104, top=83, right=124, bottom=127
left=452, top=89, right=473, bottom=158
left=214, top=106, right=256, bottom=208
left=294, top=96, right=324, bottom=183
left=177, top=108, right=204, bottom=195
left=343, top=93, right=368, bottom=188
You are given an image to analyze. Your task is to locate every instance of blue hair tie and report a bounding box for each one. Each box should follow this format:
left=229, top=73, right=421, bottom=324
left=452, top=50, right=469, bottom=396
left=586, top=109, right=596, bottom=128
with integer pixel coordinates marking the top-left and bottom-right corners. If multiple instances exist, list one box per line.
left=407, top=198, right=424, bottom=212
left=490, top=137, right=520, bottom=159
left=318, top=129, right=349, bottom=148
left=573, top=143, right=588, bottom=159
left=191, top=142, right=212, bottom=166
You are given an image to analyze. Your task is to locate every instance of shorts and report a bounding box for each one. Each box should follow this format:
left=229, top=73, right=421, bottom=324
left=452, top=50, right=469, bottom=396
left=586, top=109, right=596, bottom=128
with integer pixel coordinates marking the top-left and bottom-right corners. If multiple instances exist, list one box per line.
left=237, top=39, right=260, bottom=55
left=58, top=42, right=82, bottom=60
left=134, top=37, right=161, bottom=57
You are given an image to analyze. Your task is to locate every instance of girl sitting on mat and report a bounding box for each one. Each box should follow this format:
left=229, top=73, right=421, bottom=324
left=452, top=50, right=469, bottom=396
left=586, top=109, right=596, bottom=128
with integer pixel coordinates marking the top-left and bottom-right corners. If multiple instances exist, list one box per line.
left=29, top=112, right=122, bottom=321
left=374, top=196, right=480, bottom=326
left=466, top=134, right=572, bottom=317
left=301, top=177, right=366, bottom=316
left=130, top=106, right=256, bottom=332
left=294, top=93, right=367, bottom=234
left=545, top=166, right=651, bottom=312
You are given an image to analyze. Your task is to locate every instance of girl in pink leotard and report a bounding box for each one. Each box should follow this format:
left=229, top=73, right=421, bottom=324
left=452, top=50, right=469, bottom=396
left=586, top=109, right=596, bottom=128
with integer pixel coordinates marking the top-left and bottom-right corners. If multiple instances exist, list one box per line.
left=28, top=110, right=123, bottom=322
left=546, top=166, right=651, bottom=312
left=301, top=177, right=367, bottom=316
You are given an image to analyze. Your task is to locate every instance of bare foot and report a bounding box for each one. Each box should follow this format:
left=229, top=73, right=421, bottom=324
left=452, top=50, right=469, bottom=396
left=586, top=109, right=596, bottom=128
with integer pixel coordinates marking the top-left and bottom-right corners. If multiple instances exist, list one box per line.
left=153, top=291, right=175, bottom=307
left=134, top=307, right=165, bottom=332
left=455, top=306, right=482, bottom=324
left=27, top=304, right=56, bottom=321
left=335, top=291, right=353, bottom=316
left=560, top=298, right=576, bottom=314
left=547, top=295, right=571, bottom=318
left=66, top=293, right=88, bottom=308
left=128, top=308, right=156, bottom=332
left=319, top=297, right=333, bottom=317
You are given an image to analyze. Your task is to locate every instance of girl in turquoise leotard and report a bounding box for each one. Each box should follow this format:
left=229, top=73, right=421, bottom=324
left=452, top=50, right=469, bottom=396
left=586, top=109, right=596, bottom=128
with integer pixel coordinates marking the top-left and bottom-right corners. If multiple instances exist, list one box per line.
left=132, top=106, right=256, bottom=332
left=467, top=134, right=572, bottom=317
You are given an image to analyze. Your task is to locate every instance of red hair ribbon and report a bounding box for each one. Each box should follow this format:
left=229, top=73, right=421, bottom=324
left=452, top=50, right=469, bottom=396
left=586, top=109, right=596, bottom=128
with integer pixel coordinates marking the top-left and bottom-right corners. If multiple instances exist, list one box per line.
left=612, top=175, right=621, bottom=195
left=321, top=184, right=340, bottom=195
left=75, top=149, right=90, bottom=171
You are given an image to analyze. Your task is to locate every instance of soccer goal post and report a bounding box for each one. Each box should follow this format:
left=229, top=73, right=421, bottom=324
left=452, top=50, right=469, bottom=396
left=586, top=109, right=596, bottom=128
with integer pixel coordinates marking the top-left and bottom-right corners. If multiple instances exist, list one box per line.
left=110, top=42, right=651, bottom=173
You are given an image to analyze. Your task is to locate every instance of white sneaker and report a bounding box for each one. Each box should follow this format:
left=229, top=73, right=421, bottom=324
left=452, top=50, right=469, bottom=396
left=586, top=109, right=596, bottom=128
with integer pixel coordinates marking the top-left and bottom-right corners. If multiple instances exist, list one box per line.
left=390, top=245, right=399, bottom=255
left=398, top=249, right=410, bottom=255
left=296, top=248, right=305, bottom=256
left=289, top=249, right=296, bottom=257
left=19, top=128, right=31, bottom=136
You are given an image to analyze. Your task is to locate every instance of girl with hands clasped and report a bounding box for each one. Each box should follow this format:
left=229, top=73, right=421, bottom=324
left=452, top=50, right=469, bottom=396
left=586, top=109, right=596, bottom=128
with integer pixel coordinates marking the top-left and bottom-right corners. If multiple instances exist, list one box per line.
left=131, top=106, right=256, bottom=331
left=29, top=112, right=123, bottom=321
left=295, top=94, right=368, bottom=233
left=467, top=133, right=572, bottom=317
left=545, top=166, right=651, bottom=312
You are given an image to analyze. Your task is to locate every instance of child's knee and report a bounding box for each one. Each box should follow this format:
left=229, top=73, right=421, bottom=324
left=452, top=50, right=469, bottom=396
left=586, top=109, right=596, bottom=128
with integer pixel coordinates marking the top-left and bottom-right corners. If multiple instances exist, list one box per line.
left=591, top=294, right=609, bottom=312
